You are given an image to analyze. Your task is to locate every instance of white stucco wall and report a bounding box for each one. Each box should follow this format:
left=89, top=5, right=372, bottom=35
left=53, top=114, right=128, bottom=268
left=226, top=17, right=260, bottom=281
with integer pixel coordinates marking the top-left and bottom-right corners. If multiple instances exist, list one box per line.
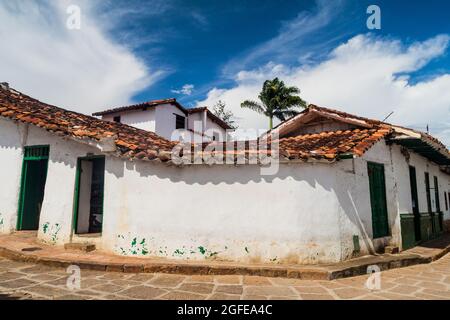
left=102, top=159, right=351, bottom=264
left=356, top=140, right=450, bottom=250
left=0, top=118, right=25, bottom=233
left=204, top=117, right=227, bottom=141
left=0, top=117, right=102, bottom=245
left=187, top=112, right=203, bottom=133
left=102, top=108, right=156, bottom=132
left=154, top=104, right=187, bottom=140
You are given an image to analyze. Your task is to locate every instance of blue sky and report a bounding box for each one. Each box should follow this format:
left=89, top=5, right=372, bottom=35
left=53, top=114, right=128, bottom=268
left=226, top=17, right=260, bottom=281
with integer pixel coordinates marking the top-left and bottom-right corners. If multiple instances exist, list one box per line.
left=0, top=0, right=449, bottom=145
left=94, top=0, right=450, bottom=105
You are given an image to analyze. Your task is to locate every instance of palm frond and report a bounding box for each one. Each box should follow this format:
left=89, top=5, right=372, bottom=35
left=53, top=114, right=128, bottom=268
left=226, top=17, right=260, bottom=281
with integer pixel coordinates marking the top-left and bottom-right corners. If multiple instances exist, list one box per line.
left=273, top=110, right=300, bottom=122
left=240, top=100, right=265, bottom=114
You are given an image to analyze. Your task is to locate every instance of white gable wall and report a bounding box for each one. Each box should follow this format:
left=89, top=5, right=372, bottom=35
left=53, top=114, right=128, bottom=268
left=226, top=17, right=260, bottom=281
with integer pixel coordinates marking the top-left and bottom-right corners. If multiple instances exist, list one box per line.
left=154, top=103, right=186, bottom=140
left=102, top=108, right=156, bottom=132
left=187, top=112, right=203, bottom=132
left=205, top=117, right=228, bottom=141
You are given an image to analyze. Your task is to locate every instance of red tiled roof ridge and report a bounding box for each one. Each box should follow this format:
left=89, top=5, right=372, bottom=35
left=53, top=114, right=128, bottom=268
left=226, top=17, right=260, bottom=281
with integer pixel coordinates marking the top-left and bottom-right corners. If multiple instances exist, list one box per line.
left=186, top=107, right=208, bottom=113
left=92, top=98, right=183, bottom=116
left=307, top=104, right=384, bottom=126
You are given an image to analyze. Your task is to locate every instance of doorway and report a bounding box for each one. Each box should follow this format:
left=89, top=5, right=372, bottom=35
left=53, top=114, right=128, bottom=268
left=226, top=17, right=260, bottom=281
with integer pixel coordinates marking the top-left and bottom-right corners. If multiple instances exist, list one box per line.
left=73, top=156, right=105, bottom=234
left=409, top=166, right=421, bottom=241
left=17, top=146, right=50, bottom=231
left=368, top=162, right=389, bottom=238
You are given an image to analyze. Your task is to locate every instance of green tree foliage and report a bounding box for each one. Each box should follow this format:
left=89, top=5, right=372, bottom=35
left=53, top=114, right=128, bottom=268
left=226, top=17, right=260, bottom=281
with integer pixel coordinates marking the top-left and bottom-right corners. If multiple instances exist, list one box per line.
left=241, top=78, right=307, bottom=129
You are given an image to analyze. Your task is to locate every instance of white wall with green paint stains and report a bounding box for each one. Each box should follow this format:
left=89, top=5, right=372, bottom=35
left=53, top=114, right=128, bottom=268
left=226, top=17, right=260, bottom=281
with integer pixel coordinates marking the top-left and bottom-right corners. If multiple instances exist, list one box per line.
left=0, top=118, right=102, bottom=244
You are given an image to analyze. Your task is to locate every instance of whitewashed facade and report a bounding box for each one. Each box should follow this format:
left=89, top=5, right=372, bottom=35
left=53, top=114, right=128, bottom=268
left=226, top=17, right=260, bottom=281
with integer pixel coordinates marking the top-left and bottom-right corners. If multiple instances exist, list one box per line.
left=1, top=113, right=449, bottom=264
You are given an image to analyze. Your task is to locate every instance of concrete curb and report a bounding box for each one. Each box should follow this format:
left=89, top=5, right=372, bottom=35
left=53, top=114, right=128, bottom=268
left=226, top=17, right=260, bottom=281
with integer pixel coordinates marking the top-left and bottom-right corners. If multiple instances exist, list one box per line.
left=0, top=246, right=330, bottom=279
left=1, top=242, right=449, bottom=280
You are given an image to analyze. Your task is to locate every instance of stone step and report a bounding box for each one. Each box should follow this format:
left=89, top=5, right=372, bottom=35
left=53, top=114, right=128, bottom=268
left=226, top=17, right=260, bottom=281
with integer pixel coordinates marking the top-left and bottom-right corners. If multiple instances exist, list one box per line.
left=64, top=242, right=96, bottom=253
left=384, top=246, right=399, bottom=254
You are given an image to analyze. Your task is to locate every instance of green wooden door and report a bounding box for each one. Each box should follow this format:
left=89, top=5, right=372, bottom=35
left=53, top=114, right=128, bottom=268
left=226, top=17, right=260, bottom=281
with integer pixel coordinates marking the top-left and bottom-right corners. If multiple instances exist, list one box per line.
left=425, top=173, right=436, bottom=234
left=368, top=162, right=389, bottom=238
left=409, top=166, right=421, bottom=241
left=17, top=146, right=50, bottom=230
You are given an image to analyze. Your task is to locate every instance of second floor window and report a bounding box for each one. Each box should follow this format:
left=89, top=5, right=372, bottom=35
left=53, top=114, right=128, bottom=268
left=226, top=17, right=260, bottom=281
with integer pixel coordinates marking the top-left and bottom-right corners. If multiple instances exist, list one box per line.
left=175, top=114, right=186, bottom=129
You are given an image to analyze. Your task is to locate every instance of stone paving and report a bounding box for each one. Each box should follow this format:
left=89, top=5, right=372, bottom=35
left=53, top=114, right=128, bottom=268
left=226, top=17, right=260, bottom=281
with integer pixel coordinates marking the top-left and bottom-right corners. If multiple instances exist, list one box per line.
left=0, top=253, right=449, bottom=300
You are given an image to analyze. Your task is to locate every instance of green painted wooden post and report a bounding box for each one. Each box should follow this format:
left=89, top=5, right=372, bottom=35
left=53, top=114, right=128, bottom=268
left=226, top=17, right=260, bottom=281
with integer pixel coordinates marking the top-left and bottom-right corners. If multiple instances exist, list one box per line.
left=72, top=158, right=82, bottom=233
left=409, top=166, right=421, bottom=242
left=16, top=158, right=28, bottom=230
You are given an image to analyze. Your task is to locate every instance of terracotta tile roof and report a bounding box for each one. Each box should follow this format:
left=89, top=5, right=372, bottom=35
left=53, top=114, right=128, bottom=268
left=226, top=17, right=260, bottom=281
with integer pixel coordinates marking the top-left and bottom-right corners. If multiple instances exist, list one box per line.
left=305, top=105, right=449, bottom=159
left=186, top=126, right=392, bottom=162
left=308, top=104, right=384, bottom=126
left=92, top=98, right=186, bottom=116
left=270, top=103, right=449, bottom=164
left=277, top=127, right=392, bottom=160
left=2, top=85, right=443, bottom=165
left=0, top=86, right=177, bottom=162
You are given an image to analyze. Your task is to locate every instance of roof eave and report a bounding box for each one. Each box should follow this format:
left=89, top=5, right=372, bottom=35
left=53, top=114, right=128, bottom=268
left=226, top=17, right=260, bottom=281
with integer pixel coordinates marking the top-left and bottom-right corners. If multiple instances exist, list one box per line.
left=389, top=136, right=450, bottom=166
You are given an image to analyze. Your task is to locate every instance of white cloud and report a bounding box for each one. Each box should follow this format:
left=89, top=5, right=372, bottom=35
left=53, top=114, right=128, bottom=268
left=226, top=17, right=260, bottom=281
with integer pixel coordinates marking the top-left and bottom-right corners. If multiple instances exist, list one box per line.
left=197, top=34, right=450, bottom=146
left=0, top=0, right=162, bottom=114
left=172, top=84, right=194, bottom=96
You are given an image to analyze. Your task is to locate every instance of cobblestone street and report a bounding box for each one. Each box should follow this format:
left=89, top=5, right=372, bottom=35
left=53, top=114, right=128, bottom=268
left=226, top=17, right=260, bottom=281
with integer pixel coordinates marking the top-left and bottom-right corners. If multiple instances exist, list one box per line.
left=0, top=253, right=449, bottom=300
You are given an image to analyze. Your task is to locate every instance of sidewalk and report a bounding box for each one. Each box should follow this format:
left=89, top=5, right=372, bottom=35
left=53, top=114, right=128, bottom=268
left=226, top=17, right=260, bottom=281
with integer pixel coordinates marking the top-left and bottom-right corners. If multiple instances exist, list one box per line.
left=0, top=232, right=449, bottom=280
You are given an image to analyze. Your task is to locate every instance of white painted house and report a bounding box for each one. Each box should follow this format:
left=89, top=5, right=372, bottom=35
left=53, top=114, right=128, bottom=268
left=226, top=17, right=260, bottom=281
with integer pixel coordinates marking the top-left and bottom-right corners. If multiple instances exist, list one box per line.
left=92, top=99, right=232, bottom=143
left=0, top=84, right=449, bottom=265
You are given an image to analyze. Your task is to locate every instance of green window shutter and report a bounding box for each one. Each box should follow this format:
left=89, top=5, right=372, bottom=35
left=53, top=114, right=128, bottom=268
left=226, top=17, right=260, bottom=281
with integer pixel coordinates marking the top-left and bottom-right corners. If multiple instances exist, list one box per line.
left=368, top=162, right=389, bottom=238
left=425, top=172, right=432, bottom=213
left=434, top=176, right=440, bottom=212
left=24, top=145, right=49, bottom=160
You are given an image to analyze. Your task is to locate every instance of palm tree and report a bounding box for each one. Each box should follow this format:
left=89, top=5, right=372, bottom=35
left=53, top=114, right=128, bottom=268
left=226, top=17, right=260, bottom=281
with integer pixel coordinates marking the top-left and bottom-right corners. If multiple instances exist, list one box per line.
left=241, top=78, right=307, bottom=129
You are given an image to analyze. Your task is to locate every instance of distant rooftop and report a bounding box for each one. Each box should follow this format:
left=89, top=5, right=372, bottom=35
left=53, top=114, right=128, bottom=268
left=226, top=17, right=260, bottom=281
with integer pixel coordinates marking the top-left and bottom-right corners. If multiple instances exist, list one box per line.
left=92, top=99, right=232, bottom=130
left=92, top=98, right=184, bottom=116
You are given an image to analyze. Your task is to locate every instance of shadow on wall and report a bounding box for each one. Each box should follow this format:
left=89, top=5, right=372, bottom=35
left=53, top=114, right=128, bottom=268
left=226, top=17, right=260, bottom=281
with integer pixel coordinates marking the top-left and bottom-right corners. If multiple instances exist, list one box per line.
left=108, top=156, right=377, bottom=259
left=0, top=121, right=79, bottom=170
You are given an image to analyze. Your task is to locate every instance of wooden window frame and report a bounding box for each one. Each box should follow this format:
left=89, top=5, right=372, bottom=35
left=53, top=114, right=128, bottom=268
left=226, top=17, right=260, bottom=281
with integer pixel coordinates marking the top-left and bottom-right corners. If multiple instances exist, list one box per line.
left=444, top=191, right=448, bottom=211
left=72, top=155, right=106, bottom=235
left=175, top=114, right=186, bottom=130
